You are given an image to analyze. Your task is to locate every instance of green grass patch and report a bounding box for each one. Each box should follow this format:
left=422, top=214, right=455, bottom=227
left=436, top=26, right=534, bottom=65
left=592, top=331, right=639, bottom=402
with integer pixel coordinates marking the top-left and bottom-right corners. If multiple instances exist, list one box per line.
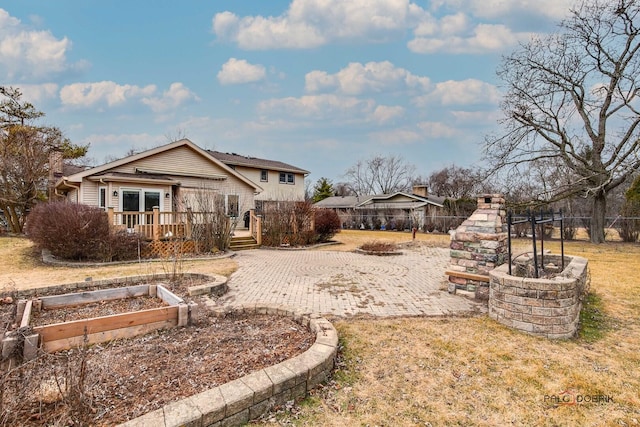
left=578, top=292, right=609, bottom=342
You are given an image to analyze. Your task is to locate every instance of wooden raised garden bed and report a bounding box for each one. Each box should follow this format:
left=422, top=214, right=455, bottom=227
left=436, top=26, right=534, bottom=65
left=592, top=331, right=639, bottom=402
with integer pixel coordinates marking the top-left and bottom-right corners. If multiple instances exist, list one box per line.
left=2, top=284, right=196, bottom=359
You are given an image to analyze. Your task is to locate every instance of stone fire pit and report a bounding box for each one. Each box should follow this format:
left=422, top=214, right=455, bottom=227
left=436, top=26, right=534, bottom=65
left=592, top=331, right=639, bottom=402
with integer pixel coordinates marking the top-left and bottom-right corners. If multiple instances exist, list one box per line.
left=488, top=254, right=589, bottom=339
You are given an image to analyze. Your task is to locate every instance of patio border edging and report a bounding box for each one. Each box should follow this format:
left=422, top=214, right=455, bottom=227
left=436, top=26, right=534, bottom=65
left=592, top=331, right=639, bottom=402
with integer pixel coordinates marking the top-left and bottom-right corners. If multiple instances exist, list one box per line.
left=40, top=248, right=236, bottom=268
left=118, top=303, right=338, bottom=427
left=12, top=273, right=228, bottom=299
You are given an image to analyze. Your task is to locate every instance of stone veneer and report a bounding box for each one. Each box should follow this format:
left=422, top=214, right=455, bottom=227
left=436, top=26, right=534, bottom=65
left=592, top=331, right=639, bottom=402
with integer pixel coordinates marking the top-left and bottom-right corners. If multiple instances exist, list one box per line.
left=488, top=255, right=589, bottom=339
left=448, top=194, right=507, bottom=299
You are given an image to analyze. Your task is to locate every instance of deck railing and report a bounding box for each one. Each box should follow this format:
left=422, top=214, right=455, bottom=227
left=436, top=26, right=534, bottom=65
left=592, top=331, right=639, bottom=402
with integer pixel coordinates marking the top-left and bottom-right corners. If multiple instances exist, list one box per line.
left=107, top=207, right=260, bottom=242
left=249, top=209, right=262, bottom=245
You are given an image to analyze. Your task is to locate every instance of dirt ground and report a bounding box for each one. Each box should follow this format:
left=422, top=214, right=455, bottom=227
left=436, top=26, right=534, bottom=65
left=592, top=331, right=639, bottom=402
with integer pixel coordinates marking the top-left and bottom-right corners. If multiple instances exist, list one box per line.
left=1, top=312, right=314, bottom=426
left=0, top=262, right=315, bottom=427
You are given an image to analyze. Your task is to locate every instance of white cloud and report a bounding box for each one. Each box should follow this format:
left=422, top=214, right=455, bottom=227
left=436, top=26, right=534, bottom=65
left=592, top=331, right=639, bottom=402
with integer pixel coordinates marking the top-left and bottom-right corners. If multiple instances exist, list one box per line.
left=213, top=0, right=427, bottom=50
left=59, top=81, right=197, bottom=113
left=0, top=8, right=83, bottom=80
left=258, top=94, right=376, bottom=120
left=258, top=94, right=406, bottom=128
left=409, top=23, right=532, bottom=54
left=417, top=121, right=459, bottom=138
left=305, top=61, right=430, bottom=95
left=369, top=128, right=422, bottom=145
left=450, top=109, right=502, bottom=124
left=372, top=105, right=405, bottom=124
left=16, top=83, right=59, bottom=104
left=413, top=79, right=500, bottom=106
left=430, top=0, right=573, bottom=21
left=142, top=82, right=199, bottom=112
left=60, top=81, right=156, bottom=108
left=217, top=58, right=266, bottom=85
left=81, top=133, right=167, bottom=162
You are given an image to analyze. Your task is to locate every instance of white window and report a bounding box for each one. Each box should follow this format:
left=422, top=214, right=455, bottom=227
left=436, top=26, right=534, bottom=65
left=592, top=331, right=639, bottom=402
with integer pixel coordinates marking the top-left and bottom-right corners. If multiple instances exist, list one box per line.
left=260, top=170, right=268, bottom=182
left=99, top=187, right=107, bottom=209
left=279, top=172, right=294, bottom=184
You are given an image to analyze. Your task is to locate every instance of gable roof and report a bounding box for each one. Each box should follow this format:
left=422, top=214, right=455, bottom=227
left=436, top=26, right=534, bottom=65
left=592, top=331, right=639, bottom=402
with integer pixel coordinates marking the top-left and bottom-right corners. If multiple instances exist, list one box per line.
left=208, top=150, right=309, bottom=175
left=314, top=192, right=445, bottom=209
left=55, top=139, right=261, bottom=192
left=361, top=192, right=445, bottom=207
left=313, top=195, right=373, bottom=209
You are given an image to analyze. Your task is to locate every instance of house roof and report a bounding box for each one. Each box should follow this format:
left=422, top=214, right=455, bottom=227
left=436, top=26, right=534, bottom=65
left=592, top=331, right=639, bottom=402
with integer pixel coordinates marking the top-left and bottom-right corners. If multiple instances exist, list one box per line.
left=55, top=139, right=261, bottom=192
left=314, top=192, right=445, bottom=209
left=362, top=192, right=446, bottom=207
left=87, top=172, right=178, bottom=185
left=314, top=195, right=373, bottom=209
left=207, top=150, right=309, bottom=175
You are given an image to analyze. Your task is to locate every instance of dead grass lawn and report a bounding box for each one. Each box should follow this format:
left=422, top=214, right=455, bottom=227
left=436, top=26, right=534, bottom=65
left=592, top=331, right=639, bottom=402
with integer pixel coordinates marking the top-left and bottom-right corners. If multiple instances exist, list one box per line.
left=3, top=233, right=639, bottom=426
left=262, top=239, right=640, bottom=427
left=317, top=229, right=450, bottom=252
left=0, top=237, right=237, bottom=292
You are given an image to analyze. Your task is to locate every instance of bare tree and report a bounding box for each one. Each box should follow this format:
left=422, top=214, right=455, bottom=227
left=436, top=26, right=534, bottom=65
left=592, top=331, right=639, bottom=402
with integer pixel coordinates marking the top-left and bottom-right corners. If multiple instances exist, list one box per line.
left=484, top=0, right=640, bottom=243
left=343, top=154, right=416, bottom=196
left=427, top=165, right=482, bottom=199
left=164, top=127, right=189, bottom=143
left=0, top=87, right=88, bottom=233
left=333, top=182, right=354, bottom=196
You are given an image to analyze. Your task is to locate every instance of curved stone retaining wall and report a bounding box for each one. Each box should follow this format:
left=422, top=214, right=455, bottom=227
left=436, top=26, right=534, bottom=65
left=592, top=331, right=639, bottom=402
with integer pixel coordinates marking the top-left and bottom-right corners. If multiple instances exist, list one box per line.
left=13, top=273, right=228, bottom=299
left=489, top=255, right=588, bottom=339
left=118, top=304, right=338, bottom=427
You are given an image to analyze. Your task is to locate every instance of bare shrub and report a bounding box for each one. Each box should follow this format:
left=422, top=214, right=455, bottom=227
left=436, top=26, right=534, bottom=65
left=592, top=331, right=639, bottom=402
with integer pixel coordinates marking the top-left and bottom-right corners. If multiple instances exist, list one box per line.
left=25, top=202, right=144, bottom=262
left=617, top=217, right=640, bottom=242
left=1, top=338, right=95, bottom=426
left=182, top=187, right=247, bottom=253
left=563, top=218, right=578, bottom=240
left=359, top=240, right=398, bottom=252
left=262, top=201, right=316, bottom=246
left=107, top=230, right=144, bottom=261
left=314, top=208, right=341, bottom=242
left=26, top=202, right=110, bottom=261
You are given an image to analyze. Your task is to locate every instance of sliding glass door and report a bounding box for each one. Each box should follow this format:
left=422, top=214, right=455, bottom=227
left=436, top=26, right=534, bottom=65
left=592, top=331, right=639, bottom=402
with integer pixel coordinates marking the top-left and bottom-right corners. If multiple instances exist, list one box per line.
left=120, top=189, right=161, bottom=228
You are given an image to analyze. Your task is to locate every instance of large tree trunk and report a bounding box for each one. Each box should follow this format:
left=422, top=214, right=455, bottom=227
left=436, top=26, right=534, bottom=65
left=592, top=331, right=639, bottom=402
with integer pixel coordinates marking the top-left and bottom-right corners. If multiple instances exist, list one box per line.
left=3, top=205, right=23, bottom=234
left=590, top=192, right=607, bottom=244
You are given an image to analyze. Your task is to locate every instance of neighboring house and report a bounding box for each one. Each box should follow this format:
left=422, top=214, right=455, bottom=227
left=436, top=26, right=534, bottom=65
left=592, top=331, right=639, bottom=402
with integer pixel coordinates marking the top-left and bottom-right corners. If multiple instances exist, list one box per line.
left=314, top=185, right=445, bottom=230
left=54, top=139, right=262, bottom=225
left=207, top=150, right=309, bottom=210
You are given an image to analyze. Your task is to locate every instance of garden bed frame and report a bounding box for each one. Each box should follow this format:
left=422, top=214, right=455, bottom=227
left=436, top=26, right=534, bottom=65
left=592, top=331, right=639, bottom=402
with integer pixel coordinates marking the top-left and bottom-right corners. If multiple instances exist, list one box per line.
left=2, top=284, right=196, bottom=358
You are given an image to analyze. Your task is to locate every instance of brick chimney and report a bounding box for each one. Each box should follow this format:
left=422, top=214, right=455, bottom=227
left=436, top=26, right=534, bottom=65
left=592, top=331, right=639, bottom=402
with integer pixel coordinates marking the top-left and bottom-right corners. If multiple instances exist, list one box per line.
left=49, top=151, right=63, bottom=180
left=412, top=184, right=428, bottom=198
left=48, top=151, right=64, bottom=200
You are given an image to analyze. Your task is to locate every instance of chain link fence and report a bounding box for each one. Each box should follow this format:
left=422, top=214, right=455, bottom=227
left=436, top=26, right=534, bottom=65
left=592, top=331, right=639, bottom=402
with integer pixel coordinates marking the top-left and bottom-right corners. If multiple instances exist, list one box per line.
left=335, top=213, right=640, bottom=242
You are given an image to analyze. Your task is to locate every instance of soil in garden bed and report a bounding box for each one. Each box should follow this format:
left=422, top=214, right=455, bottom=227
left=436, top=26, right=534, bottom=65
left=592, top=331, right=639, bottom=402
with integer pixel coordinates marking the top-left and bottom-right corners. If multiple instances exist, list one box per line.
left=29, top=295, right=168, bottom=326
left=1, top=313, right=315, bottom=426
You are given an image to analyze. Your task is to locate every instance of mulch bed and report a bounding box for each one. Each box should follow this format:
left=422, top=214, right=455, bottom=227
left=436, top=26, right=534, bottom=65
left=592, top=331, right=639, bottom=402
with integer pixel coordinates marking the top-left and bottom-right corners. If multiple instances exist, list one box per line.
left=1, top=291, right=315, bottom=426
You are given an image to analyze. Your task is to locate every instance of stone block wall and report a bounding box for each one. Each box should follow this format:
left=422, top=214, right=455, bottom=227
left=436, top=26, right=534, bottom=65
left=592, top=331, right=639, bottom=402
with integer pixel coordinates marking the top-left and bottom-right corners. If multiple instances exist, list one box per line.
left=448, top=194, right=507, bottom=299
left=488, top=255, right=589, bottom=339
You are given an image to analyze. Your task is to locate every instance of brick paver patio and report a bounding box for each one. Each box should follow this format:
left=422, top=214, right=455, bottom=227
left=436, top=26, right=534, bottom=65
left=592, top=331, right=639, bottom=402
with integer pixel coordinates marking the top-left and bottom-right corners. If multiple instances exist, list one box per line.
left=218, top=244, right=481, bottom=317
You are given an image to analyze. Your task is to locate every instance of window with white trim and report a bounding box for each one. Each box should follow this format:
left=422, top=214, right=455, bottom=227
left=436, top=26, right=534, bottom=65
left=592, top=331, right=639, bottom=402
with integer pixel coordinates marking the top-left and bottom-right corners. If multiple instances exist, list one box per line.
left=99, top=187, right=107, bottom=209
left=260, top=170, right=268, bottom=182
left=279, top=172, right=294, bottom=184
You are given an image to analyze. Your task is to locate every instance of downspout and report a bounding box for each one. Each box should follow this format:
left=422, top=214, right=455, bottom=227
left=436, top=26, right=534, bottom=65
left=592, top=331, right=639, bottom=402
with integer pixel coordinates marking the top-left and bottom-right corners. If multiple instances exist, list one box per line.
left=61, top=178, right=81, bottom=203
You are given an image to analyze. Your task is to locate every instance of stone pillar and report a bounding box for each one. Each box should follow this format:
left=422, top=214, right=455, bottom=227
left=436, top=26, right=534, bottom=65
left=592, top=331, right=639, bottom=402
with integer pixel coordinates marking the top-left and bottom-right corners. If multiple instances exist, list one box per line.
left=448, top=194, right=507, bottom=300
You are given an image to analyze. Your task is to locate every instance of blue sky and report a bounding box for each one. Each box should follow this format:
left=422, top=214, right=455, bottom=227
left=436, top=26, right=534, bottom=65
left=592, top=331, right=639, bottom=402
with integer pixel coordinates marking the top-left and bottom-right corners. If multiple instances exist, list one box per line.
left=1, top=0, right=574, bottom=185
